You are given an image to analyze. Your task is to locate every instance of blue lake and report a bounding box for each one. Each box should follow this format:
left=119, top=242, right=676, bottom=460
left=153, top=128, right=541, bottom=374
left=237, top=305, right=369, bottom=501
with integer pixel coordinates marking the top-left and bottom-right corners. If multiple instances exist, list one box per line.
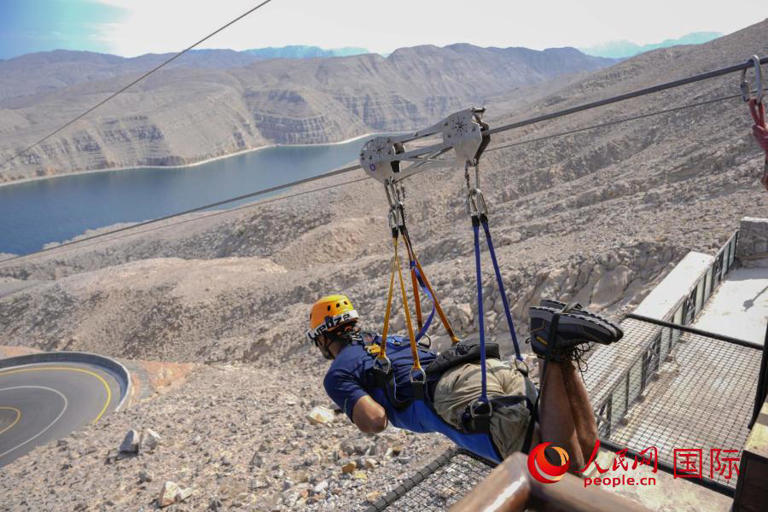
left=0, top=138, right=367, bottom=255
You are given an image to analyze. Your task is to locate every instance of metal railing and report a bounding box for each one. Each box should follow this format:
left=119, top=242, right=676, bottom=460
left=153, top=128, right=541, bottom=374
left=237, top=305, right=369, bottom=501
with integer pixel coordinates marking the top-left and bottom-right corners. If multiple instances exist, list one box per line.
left=363, top=231, right=754, bottom=508
left=590, top=231, right=763, bottom=496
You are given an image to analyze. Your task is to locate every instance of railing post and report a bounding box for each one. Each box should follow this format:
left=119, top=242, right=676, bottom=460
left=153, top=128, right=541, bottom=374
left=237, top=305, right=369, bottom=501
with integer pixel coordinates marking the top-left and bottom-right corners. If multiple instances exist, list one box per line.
left=750, top=324, right=768, bottom=428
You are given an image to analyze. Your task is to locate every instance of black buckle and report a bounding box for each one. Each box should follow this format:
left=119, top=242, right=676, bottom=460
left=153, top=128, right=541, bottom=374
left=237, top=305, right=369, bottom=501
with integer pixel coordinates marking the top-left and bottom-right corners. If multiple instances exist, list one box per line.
left=463, top=399, right=493, bottom=433
left=371, top=356, right=392, bottom=387
left=410, top=367, right=427, bottom=401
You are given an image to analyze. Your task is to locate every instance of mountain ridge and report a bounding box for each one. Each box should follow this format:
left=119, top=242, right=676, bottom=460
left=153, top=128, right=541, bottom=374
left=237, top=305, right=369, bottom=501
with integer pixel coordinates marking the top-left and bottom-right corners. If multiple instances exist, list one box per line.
left=581, top=31, right=723, bottom=58
left=0, top=44, right=615, bottom=183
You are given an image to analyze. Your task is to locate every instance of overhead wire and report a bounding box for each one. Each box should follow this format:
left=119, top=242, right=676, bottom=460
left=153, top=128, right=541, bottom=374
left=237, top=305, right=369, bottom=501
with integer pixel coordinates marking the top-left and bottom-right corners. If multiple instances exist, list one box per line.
left=0, top=0, right=275, bottom=171
left=2, top=55, right=766, bottom=265
left=486, top=91, right=759, bottom=154
left=488, top=56, right=768, bottom=135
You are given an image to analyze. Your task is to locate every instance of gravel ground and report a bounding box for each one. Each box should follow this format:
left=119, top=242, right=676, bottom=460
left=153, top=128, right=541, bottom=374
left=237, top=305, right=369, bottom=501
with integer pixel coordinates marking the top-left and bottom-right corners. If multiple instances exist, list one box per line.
left=1, top=19, right=767, bottom=511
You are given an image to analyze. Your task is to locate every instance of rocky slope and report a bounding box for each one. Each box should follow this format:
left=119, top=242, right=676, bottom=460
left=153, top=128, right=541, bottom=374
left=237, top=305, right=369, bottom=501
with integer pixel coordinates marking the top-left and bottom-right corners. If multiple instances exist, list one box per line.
left=0, top=362, right=456, bottom=511
left=0, top=45, right=613, bottom=183
left=1, top=18, right=768, bottom=511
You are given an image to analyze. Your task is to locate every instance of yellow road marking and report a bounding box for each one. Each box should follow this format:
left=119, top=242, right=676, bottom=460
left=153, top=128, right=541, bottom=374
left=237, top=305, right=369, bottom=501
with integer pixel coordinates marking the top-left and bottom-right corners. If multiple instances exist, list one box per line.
left=0, top=406, right=21, bottom=435
left=0, top=367, right=112, bottom=424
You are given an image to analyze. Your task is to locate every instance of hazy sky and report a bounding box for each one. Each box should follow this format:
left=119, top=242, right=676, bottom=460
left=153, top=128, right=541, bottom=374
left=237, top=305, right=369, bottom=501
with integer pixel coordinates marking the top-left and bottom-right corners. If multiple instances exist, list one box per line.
left=1, top=0, right=766, bottom=59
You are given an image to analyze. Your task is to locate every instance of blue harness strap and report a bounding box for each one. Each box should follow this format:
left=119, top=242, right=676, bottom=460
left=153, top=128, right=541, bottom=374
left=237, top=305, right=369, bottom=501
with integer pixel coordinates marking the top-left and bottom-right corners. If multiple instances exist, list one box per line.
left=411, top=263, right=436, bottom=342
left=472, top=219, right=489, bottom=405
left=480, top=218, right=523, bottom=361
left=470, top=213, right=524, bottom=434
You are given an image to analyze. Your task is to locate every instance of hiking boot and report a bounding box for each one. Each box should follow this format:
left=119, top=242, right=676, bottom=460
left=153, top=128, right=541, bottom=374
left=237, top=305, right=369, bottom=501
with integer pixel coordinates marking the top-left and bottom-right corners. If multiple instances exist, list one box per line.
left=536, top=299, right=623, bottom=339
left=528, top=302, right=623, bottom=361
left=538, top=299, right=583, bottom=311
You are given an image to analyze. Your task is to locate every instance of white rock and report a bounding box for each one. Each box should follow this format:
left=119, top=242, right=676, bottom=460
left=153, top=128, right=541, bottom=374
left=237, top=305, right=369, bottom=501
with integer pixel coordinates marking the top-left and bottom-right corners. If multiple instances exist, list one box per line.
left=177, top=487, right=194, bottom=502
left=141, top=428, right=161, bottom=452
left=306, top=406, right=335, bottom=425
left=159, top=481, right=193, bottom=508
left=159, top=481, right=180, bottom=507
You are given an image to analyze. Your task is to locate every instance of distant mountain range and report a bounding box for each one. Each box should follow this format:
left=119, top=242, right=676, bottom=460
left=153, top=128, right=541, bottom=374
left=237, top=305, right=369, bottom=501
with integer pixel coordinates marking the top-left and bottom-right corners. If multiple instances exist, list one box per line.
left=580, top=32, right=722, bottom=59
left=0, top=44, right=617, bottom=182
left=243, top=45, right=371, bottom=59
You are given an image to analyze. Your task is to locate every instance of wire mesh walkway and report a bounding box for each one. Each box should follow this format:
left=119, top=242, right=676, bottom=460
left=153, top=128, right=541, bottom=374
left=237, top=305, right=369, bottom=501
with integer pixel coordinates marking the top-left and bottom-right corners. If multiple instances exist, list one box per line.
left=604, top=321, right=761, bottom=489
left=363, top=449, right=494, bottom=511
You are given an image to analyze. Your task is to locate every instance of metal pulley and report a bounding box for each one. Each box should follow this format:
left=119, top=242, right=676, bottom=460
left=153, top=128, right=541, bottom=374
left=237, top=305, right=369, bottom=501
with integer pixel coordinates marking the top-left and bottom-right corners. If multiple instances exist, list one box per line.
left=359, top=107, right=490, bottom=186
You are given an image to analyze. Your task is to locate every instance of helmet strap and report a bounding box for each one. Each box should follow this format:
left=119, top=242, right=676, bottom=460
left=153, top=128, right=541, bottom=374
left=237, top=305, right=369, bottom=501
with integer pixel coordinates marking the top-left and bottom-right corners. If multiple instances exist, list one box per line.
left=319, top=323, right=361, bottom=360
left=318, top=337, right=336, bottom=361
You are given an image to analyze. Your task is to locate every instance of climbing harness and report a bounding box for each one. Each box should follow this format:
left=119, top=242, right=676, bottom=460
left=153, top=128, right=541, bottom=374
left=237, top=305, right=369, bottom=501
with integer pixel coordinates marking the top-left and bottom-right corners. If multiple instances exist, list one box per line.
left=360, top=107, right=538, bottom=457
left=741, top=55, right=768, bottom=190
left=361, top=110, right=487, bottom=397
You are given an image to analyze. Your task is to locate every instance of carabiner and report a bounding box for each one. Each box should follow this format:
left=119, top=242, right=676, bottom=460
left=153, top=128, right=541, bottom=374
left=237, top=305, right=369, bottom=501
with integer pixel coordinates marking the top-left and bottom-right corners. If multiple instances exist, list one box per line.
left=514, top=357, right=530, bottom=375
left=740, top=55, right=764, bottom=103
left=410, top=366, right=427, bottom=385
left=374, top=355, right=392, bottom=375
left=469, top=398, right=493, bottom=419
left=467, top=188, right=489, bottom=218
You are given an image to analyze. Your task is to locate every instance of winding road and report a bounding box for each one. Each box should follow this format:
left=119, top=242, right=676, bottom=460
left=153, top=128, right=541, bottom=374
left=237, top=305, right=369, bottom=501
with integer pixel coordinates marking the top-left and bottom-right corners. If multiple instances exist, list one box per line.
left=0, top=361, right=123, bottom=467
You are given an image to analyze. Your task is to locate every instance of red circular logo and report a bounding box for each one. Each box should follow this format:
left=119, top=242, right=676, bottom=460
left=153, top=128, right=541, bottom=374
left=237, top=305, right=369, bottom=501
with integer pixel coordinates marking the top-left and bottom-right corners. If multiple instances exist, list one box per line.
left=527, top=442, right=571, bottom=484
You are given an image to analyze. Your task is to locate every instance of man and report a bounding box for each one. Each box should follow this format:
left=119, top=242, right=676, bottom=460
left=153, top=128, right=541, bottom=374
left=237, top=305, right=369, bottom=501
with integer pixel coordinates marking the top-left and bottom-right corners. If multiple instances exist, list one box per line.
left=307, top=294, right=622, bottom=468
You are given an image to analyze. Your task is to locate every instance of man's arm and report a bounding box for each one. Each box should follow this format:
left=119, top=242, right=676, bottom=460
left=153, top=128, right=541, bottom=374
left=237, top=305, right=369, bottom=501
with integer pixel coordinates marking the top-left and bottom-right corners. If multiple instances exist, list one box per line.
left=352, top=395, right=388, bottom=433
left=325, top=365, right=389, bottom=434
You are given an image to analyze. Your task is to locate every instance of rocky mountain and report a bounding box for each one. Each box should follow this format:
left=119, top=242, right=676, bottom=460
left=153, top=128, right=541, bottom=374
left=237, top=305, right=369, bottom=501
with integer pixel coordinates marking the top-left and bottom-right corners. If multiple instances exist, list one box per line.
left=1, top=19, right=768, bottom=511
left=581, top=31, right=722, bottom=58
left=243, top=45, right=371, bottom=59
left=0, top=45, right=615, bottom=183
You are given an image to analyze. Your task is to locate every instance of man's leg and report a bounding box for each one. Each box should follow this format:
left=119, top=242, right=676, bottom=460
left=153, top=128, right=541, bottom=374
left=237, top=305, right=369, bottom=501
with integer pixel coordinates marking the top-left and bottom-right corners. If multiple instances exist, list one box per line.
left=537, top=360, right=589, bottom=469
left=560, top=361, right=598, bottom=461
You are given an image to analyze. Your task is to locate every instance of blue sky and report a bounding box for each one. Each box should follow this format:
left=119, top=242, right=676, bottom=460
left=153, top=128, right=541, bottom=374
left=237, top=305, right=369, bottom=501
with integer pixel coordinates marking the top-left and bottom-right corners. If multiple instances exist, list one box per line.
left=0, top=0, right=765, bottom=59
left=0, top=0, right=127, bottom=59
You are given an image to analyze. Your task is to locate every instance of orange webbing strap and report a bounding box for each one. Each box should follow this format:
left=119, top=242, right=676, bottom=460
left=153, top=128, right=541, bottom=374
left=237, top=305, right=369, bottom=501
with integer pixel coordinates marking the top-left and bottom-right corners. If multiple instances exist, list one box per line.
left=400, top=228, right=460, bottom=344
left=403, top=232, right=424, bottom=330
left=378, top=239, right=398, bottom=360
left=393, top=235, right=422, bottom=371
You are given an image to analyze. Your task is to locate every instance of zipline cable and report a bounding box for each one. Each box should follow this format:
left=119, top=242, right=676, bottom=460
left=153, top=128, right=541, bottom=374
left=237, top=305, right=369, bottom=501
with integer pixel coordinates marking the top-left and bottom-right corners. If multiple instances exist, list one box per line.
left=2, top=58, right=766, bottom=265
left=486, top=90, right=766, bottom=154
left=488, top=56, right=768, bottom=136
left=0, top=90, right=753, bottom=266
left=0, top=0, right=275, bottom=171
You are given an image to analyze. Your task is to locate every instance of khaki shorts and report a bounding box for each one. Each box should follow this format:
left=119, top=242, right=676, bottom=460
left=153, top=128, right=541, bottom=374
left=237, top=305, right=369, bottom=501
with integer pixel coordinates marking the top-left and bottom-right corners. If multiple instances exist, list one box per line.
left=432, top=359, right=531, bottom=457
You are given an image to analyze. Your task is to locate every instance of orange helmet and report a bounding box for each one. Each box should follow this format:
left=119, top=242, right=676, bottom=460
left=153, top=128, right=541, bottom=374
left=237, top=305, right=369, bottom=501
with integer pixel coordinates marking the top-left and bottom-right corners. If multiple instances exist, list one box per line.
left=306, top=294, right=359, bottom=343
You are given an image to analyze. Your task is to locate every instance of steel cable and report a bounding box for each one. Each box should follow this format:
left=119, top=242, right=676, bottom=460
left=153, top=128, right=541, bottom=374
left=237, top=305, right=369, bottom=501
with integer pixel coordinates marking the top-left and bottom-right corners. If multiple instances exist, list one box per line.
left=2, top=57, right=766, bottom=265
left=0, top=0, right=275, bottom=171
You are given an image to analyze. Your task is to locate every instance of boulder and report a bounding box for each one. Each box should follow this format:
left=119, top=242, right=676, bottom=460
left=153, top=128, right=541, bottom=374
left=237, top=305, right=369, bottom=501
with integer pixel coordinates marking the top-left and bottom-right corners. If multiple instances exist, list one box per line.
left=159, top=481, right=193, bottom=508
left=118, top=430, right=140, bottom=454
left=306, top=406, right=335, bottom=425
left=141, top=428, right=161, bottom=452
left=159, top=481, right=181, bottom=507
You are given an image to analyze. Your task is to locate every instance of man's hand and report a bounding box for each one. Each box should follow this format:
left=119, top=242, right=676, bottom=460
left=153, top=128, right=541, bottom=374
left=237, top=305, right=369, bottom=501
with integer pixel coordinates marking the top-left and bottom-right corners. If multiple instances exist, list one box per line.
left=352, top=395, right=388, bottom=433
